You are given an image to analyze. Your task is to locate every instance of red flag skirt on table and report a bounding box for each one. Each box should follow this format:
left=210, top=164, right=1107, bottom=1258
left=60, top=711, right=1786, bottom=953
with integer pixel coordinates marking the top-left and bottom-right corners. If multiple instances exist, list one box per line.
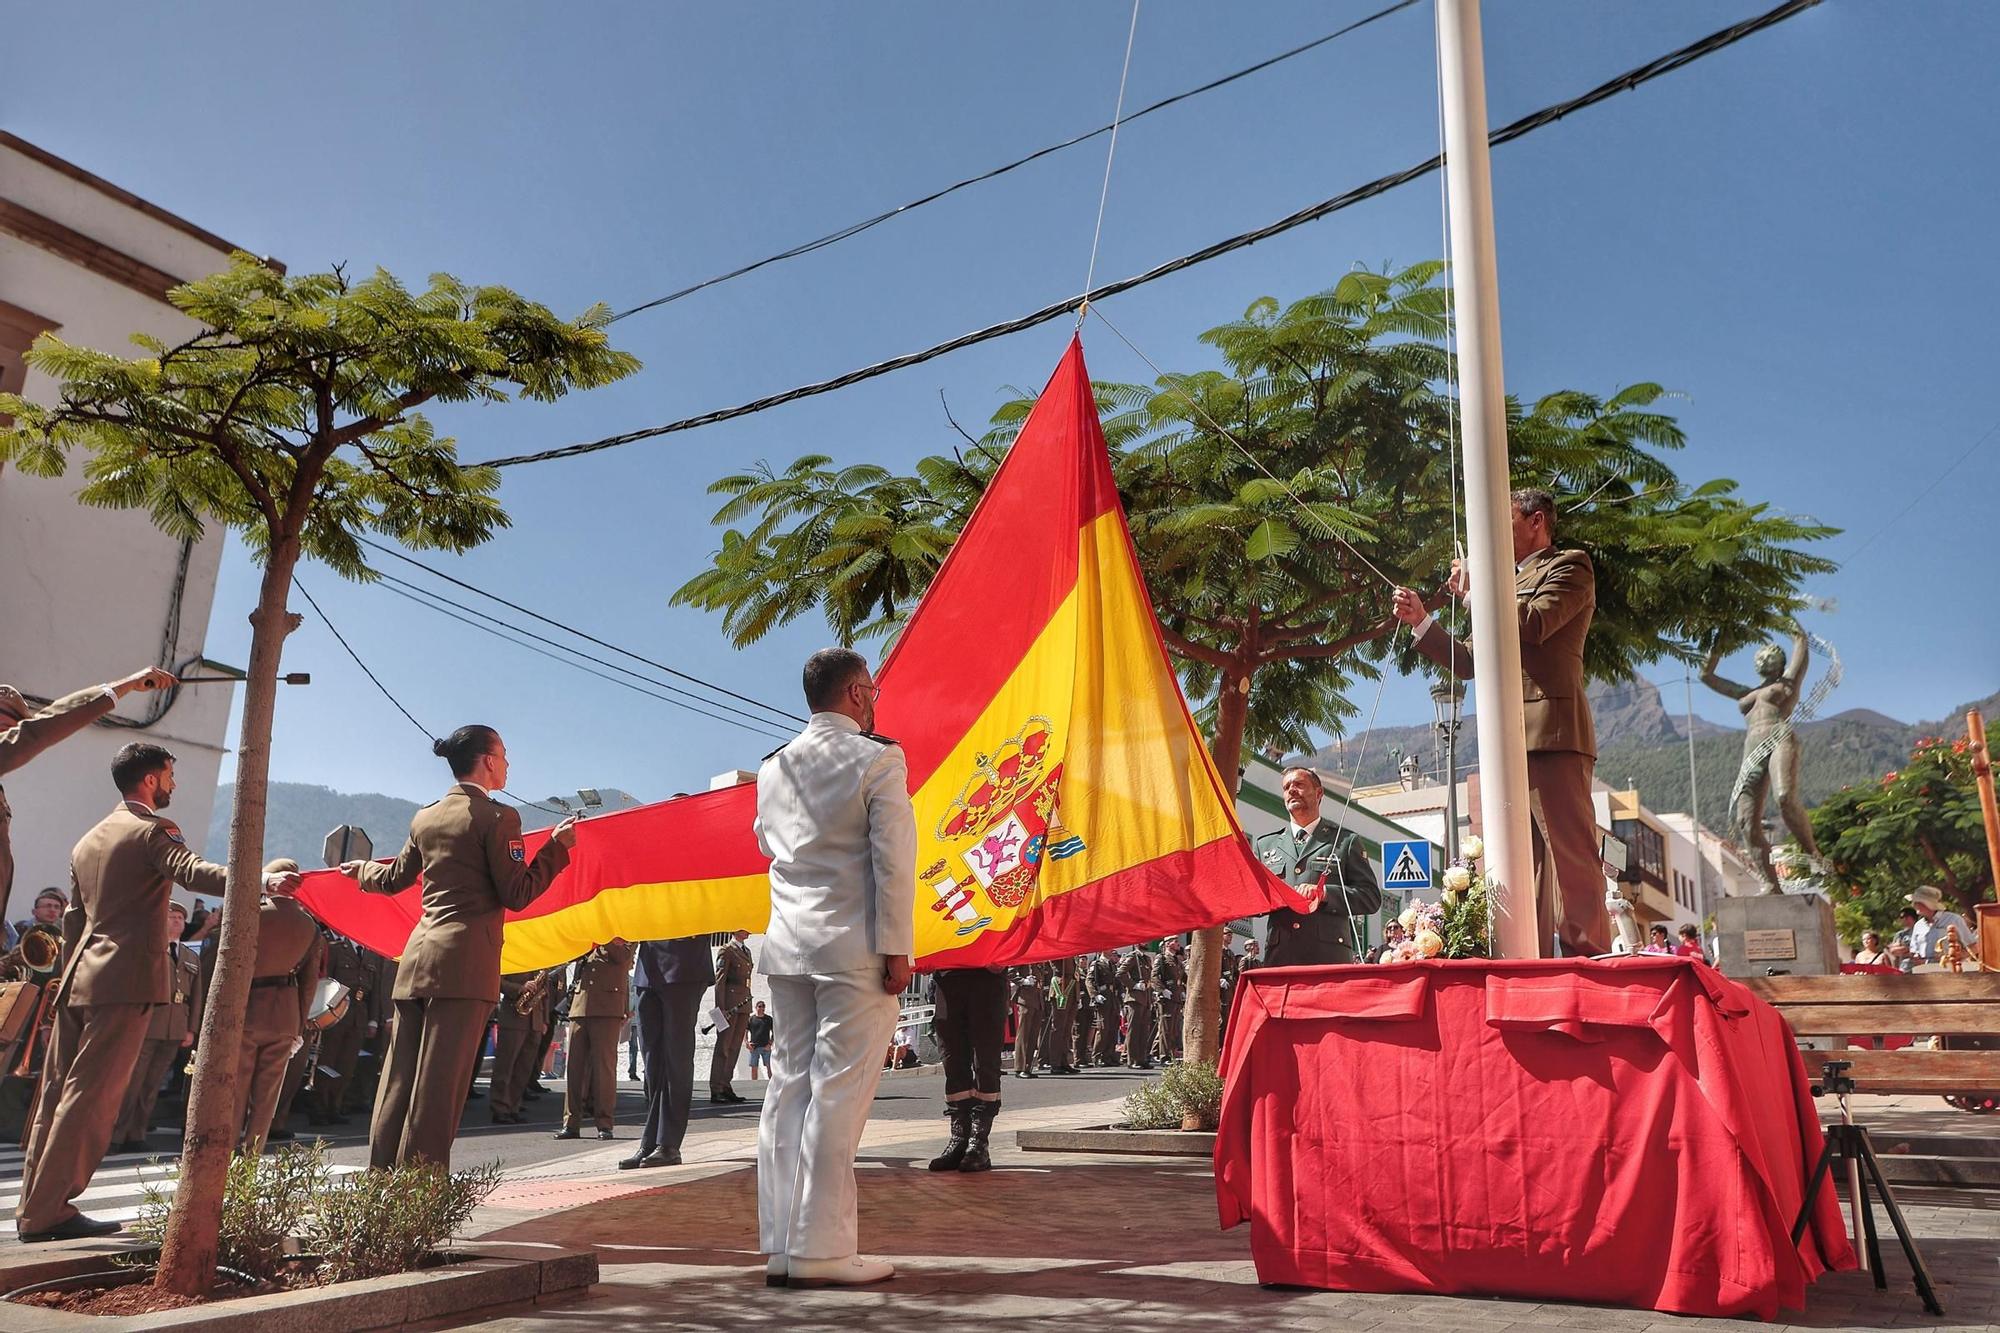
left=298, top=337, right=1299, bottom=970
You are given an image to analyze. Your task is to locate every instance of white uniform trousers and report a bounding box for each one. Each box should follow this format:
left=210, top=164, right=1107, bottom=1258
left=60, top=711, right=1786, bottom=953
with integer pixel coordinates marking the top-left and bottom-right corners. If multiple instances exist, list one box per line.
left=756, top=968, right=899, bottom=1260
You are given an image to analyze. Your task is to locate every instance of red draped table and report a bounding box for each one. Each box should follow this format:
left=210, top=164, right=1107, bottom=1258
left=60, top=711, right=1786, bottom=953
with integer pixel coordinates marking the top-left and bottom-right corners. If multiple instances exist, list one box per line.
left=1214, top=957, right=1855, bottom=1320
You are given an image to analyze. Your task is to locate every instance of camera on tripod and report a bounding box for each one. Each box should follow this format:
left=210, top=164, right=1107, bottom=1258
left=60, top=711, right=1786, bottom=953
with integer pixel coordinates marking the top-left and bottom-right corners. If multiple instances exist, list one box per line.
left=1813, top=1058, right=1856, bottom=1099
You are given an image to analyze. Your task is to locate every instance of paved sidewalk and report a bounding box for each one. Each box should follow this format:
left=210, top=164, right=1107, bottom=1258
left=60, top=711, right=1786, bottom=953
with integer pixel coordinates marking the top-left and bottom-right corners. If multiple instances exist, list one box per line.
left=452, top=1091, right=2000, bottom=1333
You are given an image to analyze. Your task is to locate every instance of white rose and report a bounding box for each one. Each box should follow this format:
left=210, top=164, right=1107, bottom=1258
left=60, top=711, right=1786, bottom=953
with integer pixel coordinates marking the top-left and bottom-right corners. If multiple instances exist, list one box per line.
left=1460, top=836, right=1484, bottom=862
left=1398, top=906, right=1418, bottom=932
left=1442, top=865, right=1472, bottom=893
left=1415, top=929, right=1444, bottom=958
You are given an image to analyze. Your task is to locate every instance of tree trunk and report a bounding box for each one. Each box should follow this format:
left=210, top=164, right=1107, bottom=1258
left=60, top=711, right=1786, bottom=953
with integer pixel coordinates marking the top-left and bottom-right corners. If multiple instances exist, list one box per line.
left=155, top=544, right=299, bottom=1296
left=1183, top=665, right=1254, bottom=1069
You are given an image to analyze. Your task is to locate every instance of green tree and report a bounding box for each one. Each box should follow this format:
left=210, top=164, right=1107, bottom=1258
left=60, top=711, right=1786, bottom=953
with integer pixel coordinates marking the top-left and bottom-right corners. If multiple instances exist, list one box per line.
left=1813, top=721, right=1999, bottom=929
left=672, top=263, right=1835, bottom=1063
left=0, top=256, right=636, bottom=1295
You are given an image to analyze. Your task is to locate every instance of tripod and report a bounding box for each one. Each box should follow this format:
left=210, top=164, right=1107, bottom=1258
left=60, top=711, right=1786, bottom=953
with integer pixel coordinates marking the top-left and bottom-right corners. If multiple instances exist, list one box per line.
left=1789, top=1060, right=1943, bottom=1316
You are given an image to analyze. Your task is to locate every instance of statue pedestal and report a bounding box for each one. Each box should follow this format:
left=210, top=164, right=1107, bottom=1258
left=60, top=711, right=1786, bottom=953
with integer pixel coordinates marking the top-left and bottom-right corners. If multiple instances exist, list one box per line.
left=1713, top=892, right=1840, bottom=979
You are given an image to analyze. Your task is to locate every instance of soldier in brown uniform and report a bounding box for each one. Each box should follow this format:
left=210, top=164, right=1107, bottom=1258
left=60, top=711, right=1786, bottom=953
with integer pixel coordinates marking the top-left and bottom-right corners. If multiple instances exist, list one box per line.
left=341, top=725, right=574, bottom=1170
left=556, top=940, right=633, bottom=1139
left=111, top=898, right=203, bottom=1152
left=308, top=930, right=374, bottom=1127
left=17, top=742, right=297, bottom=1241
left=1116, top=947, right=1156, bottom=1070
left=0, top=670, right=176, bottom=916
left=1047, top=957, right=1078, bottom=1075
left=235, top=859, right=326, bottom=1151
left=1088, top=949, right=1122, bottom=1067
left=1009, top=964, right=1046, bottom=1079
left=707, top=930, right=753, bottom=1103
left=1152, top=938, right=1186, bottom=1064
left=490, top=969, right=549, bottom=1124
left=1394, top=487, right=1608, bottom=956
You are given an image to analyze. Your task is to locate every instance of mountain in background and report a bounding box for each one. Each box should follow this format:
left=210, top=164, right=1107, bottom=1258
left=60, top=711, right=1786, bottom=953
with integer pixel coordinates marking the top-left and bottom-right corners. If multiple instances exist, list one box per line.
left=207, top=783, right=641, bottom=866
left=1306, top=679, right=2000, bottom=823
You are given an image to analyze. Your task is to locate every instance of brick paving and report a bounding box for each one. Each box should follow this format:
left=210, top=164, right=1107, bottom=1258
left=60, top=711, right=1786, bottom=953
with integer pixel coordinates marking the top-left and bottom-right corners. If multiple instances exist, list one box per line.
left=448, top=1092, right=2000, bottom=1332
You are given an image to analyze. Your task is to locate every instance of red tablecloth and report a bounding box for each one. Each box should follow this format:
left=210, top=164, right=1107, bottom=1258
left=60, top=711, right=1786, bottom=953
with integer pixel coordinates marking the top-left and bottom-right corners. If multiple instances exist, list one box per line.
left=1214, top=957, right=1854, bottom=1320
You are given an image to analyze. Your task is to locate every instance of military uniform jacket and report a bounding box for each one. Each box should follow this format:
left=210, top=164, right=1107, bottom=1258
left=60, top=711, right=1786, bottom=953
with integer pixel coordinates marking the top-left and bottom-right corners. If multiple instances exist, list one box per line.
left=357, top=783, right=571, bottom=1004
left=1011, top=964, right=1049, bottom=1011
left=1086, top=955, right=1120, bottom=1009
left=1414, top=546, right=1596, bottom=758
left=1254, top=818, right=1384, bottom=968
left=1, top=687, right=118, bottom=906
left=754, top=712, right=917, bottom=976
left=497, top=970, right=548, bottom=1033
left=61, top=801, right=228, bottom=1006
left=570, top=941, right=634, bottom=1020
left=1116, top=953, right=1154, bottom=1005
left=246, top=896, right=325, bottom=1041
left=713, top=939, right=753, bottom=1014
left=1152, top=953, right=1185, bottom=1007
left=143, top=941, right=204, bottom=1042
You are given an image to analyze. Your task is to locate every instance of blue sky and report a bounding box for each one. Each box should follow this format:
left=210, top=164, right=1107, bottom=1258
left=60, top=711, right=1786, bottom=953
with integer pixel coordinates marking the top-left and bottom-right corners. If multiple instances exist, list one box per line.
left=10, top=2, right=1997, bottom=804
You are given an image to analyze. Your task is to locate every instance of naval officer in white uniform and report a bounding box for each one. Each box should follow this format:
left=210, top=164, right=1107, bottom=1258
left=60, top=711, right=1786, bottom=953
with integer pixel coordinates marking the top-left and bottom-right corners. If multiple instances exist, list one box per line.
left=755, top=647, right=916, bottom=1289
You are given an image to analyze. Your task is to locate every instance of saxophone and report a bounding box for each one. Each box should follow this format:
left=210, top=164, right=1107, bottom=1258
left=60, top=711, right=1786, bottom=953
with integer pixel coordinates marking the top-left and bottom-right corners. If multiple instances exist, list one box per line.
left=516, top=969, right=552, bottom=1015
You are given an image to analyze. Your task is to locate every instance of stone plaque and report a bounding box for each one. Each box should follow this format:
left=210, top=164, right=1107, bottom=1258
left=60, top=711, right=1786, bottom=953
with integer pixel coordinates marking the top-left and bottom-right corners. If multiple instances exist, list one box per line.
left=1743, top=928, right=1798, bottom=962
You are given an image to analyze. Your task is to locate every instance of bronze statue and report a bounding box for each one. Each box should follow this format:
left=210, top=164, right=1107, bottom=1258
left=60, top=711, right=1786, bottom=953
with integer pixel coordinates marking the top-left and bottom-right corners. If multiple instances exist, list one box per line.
left=1702, top=629, right=1820, bottom=893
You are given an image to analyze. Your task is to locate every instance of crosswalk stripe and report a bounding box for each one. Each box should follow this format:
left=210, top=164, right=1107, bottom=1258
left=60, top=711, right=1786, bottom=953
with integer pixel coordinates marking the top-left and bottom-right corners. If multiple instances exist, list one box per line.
left=0, top=1163, right=361, bottom=1233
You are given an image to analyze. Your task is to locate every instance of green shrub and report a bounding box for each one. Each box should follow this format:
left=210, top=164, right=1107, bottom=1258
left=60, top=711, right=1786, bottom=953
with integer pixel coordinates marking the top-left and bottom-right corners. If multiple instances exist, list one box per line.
left=131, top=1143, right=330, bottom=1283
left=300, top=1160, right=503, bottom=1284
left=1120, top=1059, right=1225, bottom=1131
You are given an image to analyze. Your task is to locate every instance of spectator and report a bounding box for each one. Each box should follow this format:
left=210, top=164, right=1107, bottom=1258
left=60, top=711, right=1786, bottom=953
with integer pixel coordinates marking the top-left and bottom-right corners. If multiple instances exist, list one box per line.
left=1674, top=923, right=1708, bottom=961
left=1888, top=908, right=1920, bottom=972
left=746, top=1000, right=774, bottom=1080
left=1905, top=885, right=1975, bottom=965
left=1641, top=924, right=1674, bottom=954
left=1852, top=929, right=1889, bottom=967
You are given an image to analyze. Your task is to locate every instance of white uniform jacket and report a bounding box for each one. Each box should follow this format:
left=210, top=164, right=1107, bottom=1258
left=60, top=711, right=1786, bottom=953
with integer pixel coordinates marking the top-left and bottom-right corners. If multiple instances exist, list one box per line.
left=754, top=712, right=917, bottom=977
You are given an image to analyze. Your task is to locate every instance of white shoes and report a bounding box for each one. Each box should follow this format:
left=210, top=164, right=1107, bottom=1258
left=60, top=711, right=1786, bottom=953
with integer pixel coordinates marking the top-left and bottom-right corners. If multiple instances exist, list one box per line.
left=779, top=1254, right=896, bottom=1288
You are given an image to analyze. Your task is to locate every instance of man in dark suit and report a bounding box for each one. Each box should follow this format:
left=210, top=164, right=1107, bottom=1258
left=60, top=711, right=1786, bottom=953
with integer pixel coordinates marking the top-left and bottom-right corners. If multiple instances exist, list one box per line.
left=1252, top=767, right=1383, bottom=967
left=623, top=934, right=715, bottom=1168
left=1393, top=486, right=1608, bottom=956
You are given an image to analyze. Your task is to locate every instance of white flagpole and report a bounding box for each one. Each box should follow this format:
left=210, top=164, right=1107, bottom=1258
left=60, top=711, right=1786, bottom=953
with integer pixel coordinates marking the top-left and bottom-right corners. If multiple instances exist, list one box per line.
left=1437, top=0, right=1539, bottom=959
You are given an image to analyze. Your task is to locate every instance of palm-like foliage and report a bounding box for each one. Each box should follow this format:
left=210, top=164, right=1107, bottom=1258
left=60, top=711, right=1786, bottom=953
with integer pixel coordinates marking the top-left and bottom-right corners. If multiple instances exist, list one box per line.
left=671, top=260, right=1837, bottom=1060
left=0, top=255, right=637, bottom=1294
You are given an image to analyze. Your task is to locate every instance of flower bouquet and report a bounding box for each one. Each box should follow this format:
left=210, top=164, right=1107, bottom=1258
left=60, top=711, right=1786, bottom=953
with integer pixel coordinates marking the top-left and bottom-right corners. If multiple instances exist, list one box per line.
left=1383, top=836, right=1491, bottom=961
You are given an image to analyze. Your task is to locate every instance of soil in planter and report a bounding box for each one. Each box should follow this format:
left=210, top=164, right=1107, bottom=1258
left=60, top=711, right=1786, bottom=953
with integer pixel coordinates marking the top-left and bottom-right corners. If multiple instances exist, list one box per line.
left=14, top=1285, right=209, bottom=1317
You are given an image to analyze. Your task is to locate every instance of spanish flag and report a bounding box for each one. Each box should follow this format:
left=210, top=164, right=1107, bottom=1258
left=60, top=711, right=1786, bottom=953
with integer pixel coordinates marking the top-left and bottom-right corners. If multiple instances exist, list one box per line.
left=297, top=338, right=1296, bottom=969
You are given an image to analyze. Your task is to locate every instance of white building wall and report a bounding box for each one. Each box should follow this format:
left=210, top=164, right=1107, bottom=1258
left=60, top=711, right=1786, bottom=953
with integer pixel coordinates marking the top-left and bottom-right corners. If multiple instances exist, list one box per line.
left=0, top=141, right=248, bottom=915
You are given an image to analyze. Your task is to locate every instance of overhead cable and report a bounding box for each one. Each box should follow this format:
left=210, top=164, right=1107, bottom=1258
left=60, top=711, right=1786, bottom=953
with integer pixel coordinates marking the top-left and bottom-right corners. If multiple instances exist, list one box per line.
left=484, top=0, right=1821, bottom=471
left=610, top=0, right=1419, bottom=323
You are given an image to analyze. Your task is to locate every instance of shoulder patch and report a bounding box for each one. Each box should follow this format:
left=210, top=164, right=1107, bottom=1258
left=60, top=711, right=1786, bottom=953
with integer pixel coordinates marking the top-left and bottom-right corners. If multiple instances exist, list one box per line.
left=508, top=837, right=525, bottom=862
left=159, top=821, right=186, bottom=845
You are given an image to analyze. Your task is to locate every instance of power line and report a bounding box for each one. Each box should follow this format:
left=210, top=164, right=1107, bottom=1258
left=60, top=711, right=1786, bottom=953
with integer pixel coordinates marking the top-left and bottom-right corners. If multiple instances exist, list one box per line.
left=355, top=536, right=805, bottom=727
left=609, top=0, right=1419, bottom=323
left=483, top=0, right=1822, bottom=471
left=1839, top=415, right=2000, bottom=564
left=296, top=577, right=435, bottom=744
left=371, top=573, right=796, bottom=742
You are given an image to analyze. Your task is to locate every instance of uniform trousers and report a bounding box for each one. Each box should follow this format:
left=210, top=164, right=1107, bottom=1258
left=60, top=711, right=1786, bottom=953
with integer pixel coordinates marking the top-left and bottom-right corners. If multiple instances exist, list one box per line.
left=237, top=984, right=305, bottom=1150
left=312, top=1006, right=364, bottom=1118
left=1049, top=1000, right=1075, bottom=1071
left=489, top=1019, right=540, bottom=1117
left=18, top=1001, right=151, bottom=1234
left=1093, top=1001, right=1121, bottom=1065
left=709, top=1004, right=749, bottom=1096
left=1072, top=1005, right=1097, bottom=1067
left=635, top=981, right=704, bottom=1157
left=564, top=1015, right=622, bottom=1132
left=757, top=969, right=897, bottom=1261
left=369, top=996, right=488, bottom=1169
left=1122, top=995, right=1156, bottom=1067
left=932, top=969, right=1007, bottom=1096
left=114, top=1036, right=183, bottom=1145
left=1013, top=992, right=1045, bottom=1074
left=1529, top=749, right=1611, bottom=957
left=1155, top=1002, right=1183, bottom=1062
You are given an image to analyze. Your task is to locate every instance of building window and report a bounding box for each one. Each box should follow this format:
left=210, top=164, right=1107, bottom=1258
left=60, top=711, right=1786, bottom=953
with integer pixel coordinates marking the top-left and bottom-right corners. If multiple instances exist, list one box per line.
left=0, top=298, right=58, bottom=426
left=1611, top=819, right=1665, bottom=889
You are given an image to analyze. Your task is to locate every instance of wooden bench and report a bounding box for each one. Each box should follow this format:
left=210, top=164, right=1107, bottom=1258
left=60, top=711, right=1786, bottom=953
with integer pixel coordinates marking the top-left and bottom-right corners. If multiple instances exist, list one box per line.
left=1742, top=972, right=2000, bottom=1101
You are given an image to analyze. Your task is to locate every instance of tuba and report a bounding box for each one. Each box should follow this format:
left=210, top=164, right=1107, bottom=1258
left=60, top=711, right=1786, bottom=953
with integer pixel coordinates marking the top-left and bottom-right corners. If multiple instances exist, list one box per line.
left=4, top=924, right=60, bottom=981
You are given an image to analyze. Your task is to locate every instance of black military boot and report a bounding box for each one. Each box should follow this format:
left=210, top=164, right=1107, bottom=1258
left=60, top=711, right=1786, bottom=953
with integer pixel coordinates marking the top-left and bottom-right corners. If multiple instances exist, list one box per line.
left=927, top=1101, right=973, bottom=1171
left=958, top=1099, right=999, bottom=1173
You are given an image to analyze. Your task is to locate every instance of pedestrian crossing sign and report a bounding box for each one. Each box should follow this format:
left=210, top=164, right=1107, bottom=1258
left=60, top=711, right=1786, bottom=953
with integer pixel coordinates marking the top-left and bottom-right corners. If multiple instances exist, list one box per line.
left=1382, top=839, right=1432, bottom=889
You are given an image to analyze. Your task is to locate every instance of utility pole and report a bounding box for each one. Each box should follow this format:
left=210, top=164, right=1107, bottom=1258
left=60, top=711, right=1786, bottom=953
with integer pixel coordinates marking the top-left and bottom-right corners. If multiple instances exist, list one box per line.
left=1437, top=0, right=1538, bottom=958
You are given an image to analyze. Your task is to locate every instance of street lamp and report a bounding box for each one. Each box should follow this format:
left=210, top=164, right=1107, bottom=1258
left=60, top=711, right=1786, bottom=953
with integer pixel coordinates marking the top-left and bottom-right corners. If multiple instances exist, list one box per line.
left=1430, top=677, right=1466, bottom=864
